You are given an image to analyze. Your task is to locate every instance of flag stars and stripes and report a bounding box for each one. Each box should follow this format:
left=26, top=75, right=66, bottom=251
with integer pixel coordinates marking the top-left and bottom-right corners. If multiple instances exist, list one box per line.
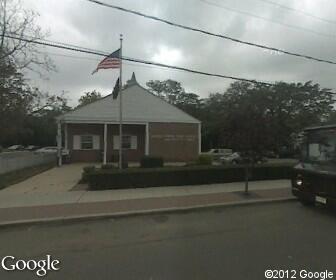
left=92, top=48, right=121, bottom=74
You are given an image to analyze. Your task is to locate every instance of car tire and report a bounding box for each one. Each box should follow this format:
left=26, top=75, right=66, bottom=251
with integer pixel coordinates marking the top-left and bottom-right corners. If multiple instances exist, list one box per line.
left=299, top=199, right=314, bottom=207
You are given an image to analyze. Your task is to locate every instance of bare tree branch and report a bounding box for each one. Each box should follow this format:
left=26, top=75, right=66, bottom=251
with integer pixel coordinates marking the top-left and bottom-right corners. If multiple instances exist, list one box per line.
left=0, top=0, right=55, bottom=75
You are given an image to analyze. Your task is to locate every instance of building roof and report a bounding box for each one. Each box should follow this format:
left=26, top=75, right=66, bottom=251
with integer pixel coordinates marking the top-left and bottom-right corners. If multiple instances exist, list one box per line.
left=58, top=73, right=200, bottom=124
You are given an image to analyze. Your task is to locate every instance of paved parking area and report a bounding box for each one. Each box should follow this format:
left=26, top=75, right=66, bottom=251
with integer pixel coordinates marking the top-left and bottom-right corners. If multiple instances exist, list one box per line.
left=0, top=163, right=88, bottom=194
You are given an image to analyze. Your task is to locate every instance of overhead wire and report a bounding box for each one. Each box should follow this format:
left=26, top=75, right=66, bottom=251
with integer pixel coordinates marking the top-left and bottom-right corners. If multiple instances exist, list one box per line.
left=255, top=0, right=336, bottom=25
left=84, top=0, right=336, bottom=66
left=3, top=33, right=273, bottom=86
left=198, top=0, right=336, bottom=39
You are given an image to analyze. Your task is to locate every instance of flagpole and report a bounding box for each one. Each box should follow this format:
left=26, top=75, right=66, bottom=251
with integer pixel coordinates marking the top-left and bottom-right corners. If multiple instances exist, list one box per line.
left=119, top=34, right=123, bottom=169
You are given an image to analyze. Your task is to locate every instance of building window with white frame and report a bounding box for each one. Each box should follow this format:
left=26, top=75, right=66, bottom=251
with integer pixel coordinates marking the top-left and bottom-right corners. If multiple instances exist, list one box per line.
left=81, top=135, right=93, bottom=149
left=73, top=135, right=100, bottom=150
left=113, top=135, right=137, bottom=150
left=122, top=135, right=132, bottom=149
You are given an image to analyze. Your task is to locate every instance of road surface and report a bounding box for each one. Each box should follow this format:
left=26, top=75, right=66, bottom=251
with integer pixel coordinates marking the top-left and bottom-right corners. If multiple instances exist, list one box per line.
left=0, top=201, right=335, bottom=279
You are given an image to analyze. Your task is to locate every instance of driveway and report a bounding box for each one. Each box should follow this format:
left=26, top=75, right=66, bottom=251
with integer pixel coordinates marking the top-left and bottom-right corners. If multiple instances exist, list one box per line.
left=0, top=163, right=87, bottom=194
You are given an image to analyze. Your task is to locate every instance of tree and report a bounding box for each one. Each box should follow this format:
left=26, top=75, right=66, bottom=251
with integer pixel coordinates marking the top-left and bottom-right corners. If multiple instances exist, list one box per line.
left=0, top=55, right=33, bottom=145
left=326, top=111, right=336, bottom=124
left=0, top=0, right=54, bottom=74
left=0, top=55, right=70, bottom=146
left=0, top=1, right=68, bottom=147
left=203, top=81, right=335, bottom=154
left=202, top=80, right=335, bottom=193
left=77, top=90, right=102, bottom=107
left=146, top=79, right=203, bottom=119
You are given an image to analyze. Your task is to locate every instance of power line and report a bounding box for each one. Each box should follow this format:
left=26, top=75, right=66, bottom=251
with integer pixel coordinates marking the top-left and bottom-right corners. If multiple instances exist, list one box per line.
left=199, top=0, right=336, bottom=39
left=43, top=50, right=187, bottom=72
left=3, top=33, right=273, bottom=86
left=84, top=0, right=336, bottom=66
left=4, top=34, right=336, bottom=94
left=255, top=0, right=336, bottom=25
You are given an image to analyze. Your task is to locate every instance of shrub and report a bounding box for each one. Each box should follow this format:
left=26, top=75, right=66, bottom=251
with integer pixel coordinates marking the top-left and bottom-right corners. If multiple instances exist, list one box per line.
left=197, top=154, right=213, bottom=165
left=81, top=165, right=96, bottom=183
left=101, top=163, right=116, bottom=169
left=140, top=156, right=164, bottom=168
left=83, top=166, right=96, bottom=173
left=86, top=165, right=293, bottom=190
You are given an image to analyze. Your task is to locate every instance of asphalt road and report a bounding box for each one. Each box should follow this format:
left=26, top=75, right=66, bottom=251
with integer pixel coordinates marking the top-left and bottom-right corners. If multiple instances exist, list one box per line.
left=0, top=201, right=335, bottom=280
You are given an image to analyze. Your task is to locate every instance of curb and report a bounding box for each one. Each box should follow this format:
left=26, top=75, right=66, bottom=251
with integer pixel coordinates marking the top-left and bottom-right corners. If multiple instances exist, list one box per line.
left=0, top=196, right=296, bottom=229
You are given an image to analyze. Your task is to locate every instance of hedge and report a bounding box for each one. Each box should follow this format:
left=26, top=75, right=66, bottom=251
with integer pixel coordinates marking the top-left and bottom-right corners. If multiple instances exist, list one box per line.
left=86, top=165, right=293, bottom=190
left=140, top=156, right=164, bottom=168
left=197, top=154, right=212, bottom=165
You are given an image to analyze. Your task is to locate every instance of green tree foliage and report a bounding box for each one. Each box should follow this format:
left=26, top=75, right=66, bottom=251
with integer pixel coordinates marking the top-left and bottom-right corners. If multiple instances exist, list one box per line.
left=204, top=81, right=335, bottom=155
left=0, top=55, right=71, bottom=146
left=146, top=79, right=203, bottom=118
left=0, top=55, right=32, bottom=145
left=77, top=90, right=102, bottom=108
left=146, top=79, right=335, bottom=155
left=0, top=0, right=66, bottom=147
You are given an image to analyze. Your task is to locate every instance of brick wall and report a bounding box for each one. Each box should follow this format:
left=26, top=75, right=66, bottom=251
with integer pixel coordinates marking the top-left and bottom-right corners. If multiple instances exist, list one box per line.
left=66, top=122, right=199, bottom=163
left=149, top=122, right=199, bottom=162
left=66, top=123, right=145, bottom=162
left=106, top=124, right=145, bottom=162
left=67, top=124, right=103, bottom=162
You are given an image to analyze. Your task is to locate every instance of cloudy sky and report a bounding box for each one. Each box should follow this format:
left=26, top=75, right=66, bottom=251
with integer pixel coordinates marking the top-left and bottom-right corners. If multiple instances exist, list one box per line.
left=23, top=0, right=336, bottom=106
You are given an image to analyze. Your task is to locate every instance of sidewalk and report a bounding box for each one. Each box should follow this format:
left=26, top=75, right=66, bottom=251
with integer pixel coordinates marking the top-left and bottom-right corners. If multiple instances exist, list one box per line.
left=0, top=180, right=295, bottom=227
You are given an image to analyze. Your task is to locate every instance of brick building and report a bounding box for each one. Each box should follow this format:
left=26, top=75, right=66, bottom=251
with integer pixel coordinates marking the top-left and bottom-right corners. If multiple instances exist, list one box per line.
left=56, top=73, right=201, bottom=164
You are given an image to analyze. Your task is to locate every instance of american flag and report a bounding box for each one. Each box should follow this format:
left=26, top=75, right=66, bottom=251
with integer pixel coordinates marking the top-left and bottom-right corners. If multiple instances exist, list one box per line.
left=92, top=48, right=121, bottom=74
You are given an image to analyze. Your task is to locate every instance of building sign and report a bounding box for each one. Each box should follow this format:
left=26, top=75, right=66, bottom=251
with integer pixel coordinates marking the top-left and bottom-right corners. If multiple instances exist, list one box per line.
left=151, top=134, right=196, bottom=142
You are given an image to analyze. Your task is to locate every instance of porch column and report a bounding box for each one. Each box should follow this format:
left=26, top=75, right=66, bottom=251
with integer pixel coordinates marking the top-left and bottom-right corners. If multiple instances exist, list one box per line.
left=64, top=123, right=68, bottom=150
left=145, top=123, right=149, bottom=155
left=57, top=121, right=62, bottom=166
left=103, top=123, right=107, bottom=164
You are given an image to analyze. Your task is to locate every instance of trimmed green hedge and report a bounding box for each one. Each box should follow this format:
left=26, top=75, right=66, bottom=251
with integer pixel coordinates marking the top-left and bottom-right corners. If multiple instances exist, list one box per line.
left=86, top=165, right=293, bottom=190
left=140, top=156, right=164, bottom=168
left=197, top=154, right=213, bottom=165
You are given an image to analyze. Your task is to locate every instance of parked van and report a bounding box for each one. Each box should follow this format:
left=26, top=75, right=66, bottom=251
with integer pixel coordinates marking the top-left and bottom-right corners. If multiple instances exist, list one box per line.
left=292, top=124, right=336, bottom=208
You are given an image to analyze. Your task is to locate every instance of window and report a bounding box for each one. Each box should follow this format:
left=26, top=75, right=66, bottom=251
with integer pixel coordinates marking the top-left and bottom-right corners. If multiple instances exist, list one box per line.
left=122, top=135, right=131, bottom=149
left=113, top=135, right=137, bottom=150
left=81, top=135, right=93, bottom=150
left=305, top=129, right=336, bottom=163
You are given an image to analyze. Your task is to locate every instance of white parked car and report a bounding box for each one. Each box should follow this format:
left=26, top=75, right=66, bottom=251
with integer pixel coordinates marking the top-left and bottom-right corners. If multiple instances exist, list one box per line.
left=7, top=145, right=25, bottom=151
left=220, top=152, right=242, bottom=164
left=35, top=146, right=58, bottom=153
left=25, top=145, right=40, bottom=151
left=36, top=147, right=69, bottom=155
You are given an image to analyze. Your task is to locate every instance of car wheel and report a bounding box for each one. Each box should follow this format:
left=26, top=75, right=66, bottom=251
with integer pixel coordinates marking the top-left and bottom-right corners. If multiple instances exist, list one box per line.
left=299, top=199, right=314, bottom=207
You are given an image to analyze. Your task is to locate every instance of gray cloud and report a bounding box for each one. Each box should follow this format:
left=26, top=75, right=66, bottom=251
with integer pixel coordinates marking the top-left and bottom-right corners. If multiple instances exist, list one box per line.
left=24, top=0, right=336, bottom=105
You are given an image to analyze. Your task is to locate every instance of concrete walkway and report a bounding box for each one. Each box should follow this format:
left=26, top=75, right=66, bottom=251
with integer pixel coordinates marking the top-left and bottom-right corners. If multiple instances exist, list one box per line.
left=0, top=163, right=87, bottom=194
left=0, top=179, right=295, bottom=227
left=0, top=186, right=294, bottom=227
left=0, top=179, right=291, bottom=208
